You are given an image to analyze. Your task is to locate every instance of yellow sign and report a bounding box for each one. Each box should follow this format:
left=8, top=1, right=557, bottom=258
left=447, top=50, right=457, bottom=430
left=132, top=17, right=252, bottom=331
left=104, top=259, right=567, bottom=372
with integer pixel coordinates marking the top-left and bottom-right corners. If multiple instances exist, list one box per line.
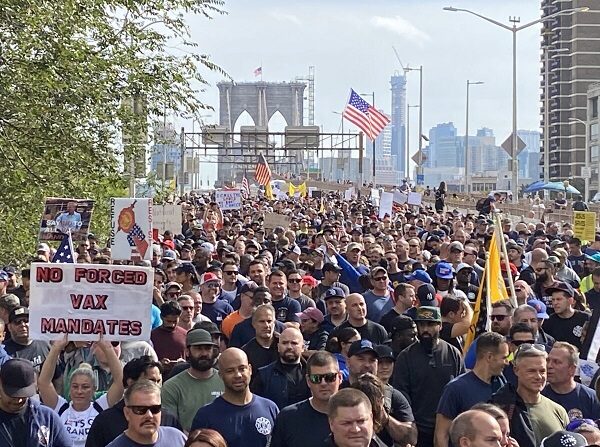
left=574, top=211, right=596, bottom=242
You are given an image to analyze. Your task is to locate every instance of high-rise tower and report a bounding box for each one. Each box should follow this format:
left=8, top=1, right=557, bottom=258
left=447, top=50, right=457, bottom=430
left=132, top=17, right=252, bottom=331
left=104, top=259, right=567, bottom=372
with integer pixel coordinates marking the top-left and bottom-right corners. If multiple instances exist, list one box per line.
left=391, top=74, right=407, bottom=178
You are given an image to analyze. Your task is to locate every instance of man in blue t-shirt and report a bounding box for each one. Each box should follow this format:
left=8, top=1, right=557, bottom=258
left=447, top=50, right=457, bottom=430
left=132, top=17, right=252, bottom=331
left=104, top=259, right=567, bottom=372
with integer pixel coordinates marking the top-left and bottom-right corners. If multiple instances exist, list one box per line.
left=543, top=342, right=600, bottom=420
left=199, top=272, right=233, bottom=327
left=435, top=332, right=509, bottom=447
left=268, top=271, right=301, bottom=324
left=191, top=348, right=279, bottom=447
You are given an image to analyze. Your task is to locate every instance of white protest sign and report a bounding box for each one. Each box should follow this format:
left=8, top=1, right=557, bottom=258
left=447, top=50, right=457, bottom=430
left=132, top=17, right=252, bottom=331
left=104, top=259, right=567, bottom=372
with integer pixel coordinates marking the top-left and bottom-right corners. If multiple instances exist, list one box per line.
left=264, top=213, right=291, bottom=229
left=393, top=191, right=407, bottom=204
left=407, top=192, right=422, bottom=206
left=153, top=204, right=183, bottom=234
left=344, top=187, right=355, bottom=201
left=371, top=188, right=380, bottom=207
left=110, top=198, right=152, bottom=261
left=215, top=189, right=242, bottom=210
left=29, top=263, right=153, bottom=342
left=379, top=192, right=394, bottom=219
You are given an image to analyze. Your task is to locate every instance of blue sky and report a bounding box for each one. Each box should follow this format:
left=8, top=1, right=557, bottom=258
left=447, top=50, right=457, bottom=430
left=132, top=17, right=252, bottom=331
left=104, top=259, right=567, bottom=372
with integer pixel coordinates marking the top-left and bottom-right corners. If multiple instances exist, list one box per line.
left=183, top=0, right=544, bottom=181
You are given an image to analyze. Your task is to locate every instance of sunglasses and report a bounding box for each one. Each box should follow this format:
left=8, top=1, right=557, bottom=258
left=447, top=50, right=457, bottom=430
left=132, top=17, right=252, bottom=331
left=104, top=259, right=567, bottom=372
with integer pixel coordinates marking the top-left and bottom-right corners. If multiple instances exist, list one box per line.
left=127, top=405, right=162, bottom=415
left=373, top=276, right=387, bottom=281
left=288, top=279, right=301, bottom=284
left=515, top=343, right=546, bottom=356
left=166, top=291, right=181, bottom=298
left=181, top=306, right=194, bottom=311
left=205, top=282, right=220, bottom=288
left=224, top=271, right=239, bottom=275
left=511, top=339, right=535, bottom=347
left=308, top=373, right=338, bottom=384
left=490, top=315, right=508, bottom=321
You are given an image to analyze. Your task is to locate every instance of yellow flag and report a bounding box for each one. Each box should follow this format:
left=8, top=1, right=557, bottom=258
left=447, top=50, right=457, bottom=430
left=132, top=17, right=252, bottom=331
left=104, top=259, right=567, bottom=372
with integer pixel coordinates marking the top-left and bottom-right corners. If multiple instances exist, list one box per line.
left=464, top=267, right=486, bottom=353
left=298, top=182, right=308, bottom=197
left=265, top=182, right=274, bottom=200
left=288, top=182, right=295, bottom=196
left=319, top=197, right=325, bottom=213
left=488, top=230, right=509, bottom=303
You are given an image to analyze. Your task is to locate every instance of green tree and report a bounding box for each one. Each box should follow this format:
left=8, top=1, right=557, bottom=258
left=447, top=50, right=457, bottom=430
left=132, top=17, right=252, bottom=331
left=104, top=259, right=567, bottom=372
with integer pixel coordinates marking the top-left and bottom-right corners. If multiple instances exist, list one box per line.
left=0, top=0, right=226, bottom=264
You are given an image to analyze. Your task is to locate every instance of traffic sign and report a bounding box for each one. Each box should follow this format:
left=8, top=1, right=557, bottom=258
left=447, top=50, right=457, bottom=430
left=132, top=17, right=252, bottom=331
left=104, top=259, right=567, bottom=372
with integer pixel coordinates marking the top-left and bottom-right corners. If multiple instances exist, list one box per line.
left=501, top=134, right=527, bottom=156
left=582, top=166, right=592, bottom=179
left=411, top=151, right=427, bottom=165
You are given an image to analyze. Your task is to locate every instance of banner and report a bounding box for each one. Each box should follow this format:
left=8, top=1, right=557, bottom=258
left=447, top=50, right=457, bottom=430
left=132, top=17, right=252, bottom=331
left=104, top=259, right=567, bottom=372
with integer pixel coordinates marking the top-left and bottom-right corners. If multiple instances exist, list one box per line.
left=407, top=192, right=422, bottom=206
left=379, top=192, right=394, bottom=219
left=29, top=263, right=153, bottom=341
left=574, top=211, right=596, bottom=241
left=215, top=189, right=242, bottom=210
left=393, top=191, right=407, bottom=204
left=153, top=204, right=183, bottom=234
left=344, top=187, right=355, bottom=201
left=264, top=213, right=291, bottom=229
left=39, top=198, right=95, bottom=242
left=110, top=198, right=152, bottom=261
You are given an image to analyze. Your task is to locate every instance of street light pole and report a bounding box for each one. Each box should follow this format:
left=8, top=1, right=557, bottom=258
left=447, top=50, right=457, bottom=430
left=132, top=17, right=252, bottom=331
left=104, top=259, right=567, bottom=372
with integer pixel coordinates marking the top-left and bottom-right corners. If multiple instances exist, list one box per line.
left=406, top=104, right=420, bottom=182
left=465, top=80, right=484, bottom=194
left=570, top=117, right=590, bottom=202
left=443, top=5, right=589, bottom=202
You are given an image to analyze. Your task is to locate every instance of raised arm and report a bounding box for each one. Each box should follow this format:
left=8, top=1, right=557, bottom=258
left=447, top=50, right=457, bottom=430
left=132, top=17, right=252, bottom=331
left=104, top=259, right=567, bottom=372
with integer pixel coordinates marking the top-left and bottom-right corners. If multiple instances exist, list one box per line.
left=95, top=338, right=124, bottom=407
left=38, top=335, right=69, bottom=410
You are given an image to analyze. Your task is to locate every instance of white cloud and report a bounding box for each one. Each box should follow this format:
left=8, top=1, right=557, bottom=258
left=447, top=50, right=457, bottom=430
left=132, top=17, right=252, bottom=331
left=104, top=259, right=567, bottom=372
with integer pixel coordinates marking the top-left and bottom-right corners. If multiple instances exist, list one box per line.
left=370, top=16, right=430, bottom=44
left=268, top=11, right=302, bottom=25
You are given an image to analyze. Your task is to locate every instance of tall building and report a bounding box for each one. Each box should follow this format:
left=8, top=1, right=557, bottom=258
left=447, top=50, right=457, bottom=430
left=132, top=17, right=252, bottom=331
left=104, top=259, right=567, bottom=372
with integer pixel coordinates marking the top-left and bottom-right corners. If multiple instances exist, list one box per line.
left=427, top=123, right=459, bottom=168
left=517, top=130, right=541, bottom=181
left=390, top=75, right=407, bottom=177
left=540, top=0, right=600, bottom=182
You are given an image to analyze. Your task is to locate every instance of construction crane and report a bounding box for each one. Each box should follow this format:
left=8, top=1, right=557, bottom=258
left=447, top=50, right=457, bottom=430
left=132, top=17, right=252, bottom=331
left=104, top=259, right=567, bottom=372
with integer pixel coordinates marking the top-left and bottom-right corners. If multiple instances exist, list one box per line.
left=392, top=46, right=411, bottom=75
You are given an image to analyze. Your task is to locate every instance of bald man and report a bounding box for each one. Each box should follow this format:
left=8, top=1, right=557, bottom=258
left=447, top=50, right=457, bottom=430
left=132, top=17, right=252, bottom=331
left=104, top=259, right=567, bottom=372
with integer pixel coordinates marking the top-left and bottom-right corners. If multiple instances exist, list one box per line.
left=329, top=294, right=388, bottom=345
left=251, top=328, right=310, bottom=409
left=449, top=410, right=503, bottom=447
left=191, top=348, right=279, bottom=447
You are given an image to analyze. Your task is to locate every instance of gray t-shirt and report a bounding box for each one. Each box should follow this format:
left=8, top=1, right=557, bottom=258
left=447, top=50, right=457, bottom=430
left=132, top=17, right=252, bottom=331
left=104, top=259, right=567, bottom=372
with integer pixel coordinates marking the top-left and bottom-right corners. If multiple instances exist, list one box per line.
left=107, top=427, right=186, bottom=447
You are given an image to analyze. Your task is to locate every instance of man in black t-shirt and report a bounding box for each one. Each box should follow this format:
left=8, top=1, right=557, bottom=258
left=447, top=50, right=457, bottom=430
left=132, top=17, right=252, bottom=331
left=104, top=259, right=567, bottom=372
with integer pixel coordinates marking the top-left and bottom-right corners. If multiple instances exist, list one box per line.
left=270, top=352, right=341, bottom=447
left=543, top=282, right=589, bottom=349
left=329, top=294, right=387, bottom=345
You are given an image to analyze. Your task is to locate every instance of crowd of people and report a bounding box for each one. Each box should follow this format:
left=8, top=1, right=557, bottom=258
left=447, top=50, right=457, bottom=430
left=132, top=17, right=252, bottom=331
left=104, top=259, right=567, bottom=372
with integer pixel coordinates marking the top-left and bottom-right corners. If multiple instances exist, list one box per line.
left=2, top=188, right=600, bottom=447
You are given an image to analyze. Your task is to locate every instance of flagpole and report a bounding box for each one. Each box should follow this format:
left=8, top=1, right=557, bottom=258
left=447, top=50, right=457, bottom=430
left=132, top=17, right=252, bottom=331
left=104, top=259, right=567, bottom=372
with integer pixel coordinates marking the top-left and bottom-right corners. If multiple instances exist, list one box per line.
left=495, top=213, right=517, bottom=307
left=371, top=91, right=376, bottom=186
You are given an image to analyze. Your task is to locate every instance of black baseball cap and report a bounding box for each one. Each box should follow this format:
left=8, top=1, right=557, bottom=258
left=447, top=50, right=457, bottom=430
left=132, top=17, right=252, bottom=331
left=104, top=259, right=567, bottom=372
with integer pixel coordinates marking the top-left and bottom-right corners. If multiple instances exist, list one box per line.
left=322, top=263, right=343, bottom=273
left=0, top=359, right=37, bottom=397
left=546, top=281, right=575, bottom=297
left=374, top=345, right=395, bottom=361
left=348, top=340, right=379, bottom=357
left=416, top=284, right=437, bottom=307
left=239, top=281, right=259, bottom=295
left=323, top=287, right=346, bottom=300
left=9, top=306, right=29, bottom=324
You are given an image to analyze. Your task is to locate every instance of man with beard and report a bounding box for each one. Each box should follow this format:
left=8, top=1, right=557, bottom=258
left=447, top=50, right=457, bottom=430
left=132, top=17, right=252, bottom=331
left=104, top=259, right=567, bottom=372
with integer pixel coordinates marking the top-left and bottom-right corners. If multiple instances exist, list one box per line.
left=392, top=306, right=464, bottom=447
left=533, top=257, right=560, bottom=311
left=389, top=315, right=417, bottom=358
left=191, top=348, right=279, bottom=447
left=270, top=352, right=342, bottom=447
left=435, top=332, right=509, bottom=447
left=251, top=328, right=310, bottom=409
left=151, top=301, right=187, bottom=373
left=491, top=300, right=514, bottom=336
left=161, top=329, right=224, bottom=431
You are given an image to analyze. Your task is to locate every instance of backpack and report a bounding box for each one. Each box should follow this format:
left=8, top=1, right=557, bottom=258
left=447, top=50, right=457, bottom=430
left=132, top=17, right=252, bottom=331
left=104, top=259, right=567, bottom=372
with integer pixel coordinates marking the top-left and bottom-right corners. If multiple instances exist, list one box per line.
left=58, top=400, right=104, bottom=416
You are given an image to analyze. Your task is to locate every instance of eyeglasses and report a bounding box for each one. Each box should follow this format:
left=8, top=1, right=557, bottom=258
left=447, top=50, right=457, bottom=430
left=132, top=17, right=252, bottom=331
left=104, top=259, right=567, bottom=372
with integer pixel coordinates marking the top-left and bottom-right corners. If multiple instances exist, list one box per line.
left=373, top=276, right=387, bottom=281
left=166, top=291, right=181, bottom=298
left=288, top=279, right=301, bottom=284
left=204, top=282, right=220, bottom=289
left=307, top=373, right=338, bottom=384
left=514, top=288, right=523, bottom=292
left=127, top=405, right=162, bottom=415
left=224, top=270, right=239, bottom=275
left=490, top=315, right=508, bottom=321
left=181, top=306, right=194, bottom=311
left=515, top=343, right=546, bottom=357
left=511, top=339, right=535, bottom=347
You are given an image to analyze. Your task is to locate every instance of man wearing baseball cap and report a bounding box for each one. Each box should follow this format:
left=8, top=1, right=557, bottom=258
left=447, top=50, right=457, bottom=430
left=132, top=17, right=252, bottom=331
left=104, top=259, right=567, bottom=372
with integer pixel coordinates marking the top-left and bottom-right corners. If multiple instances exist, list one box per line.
left=199, top=272, right=233, bottom=327
left=393, top=307, right=464, bottom=447
left=543, top=282, right=589, bottom=350
left=297, top=307, right=328, bottom=357
left=321, top=287, right=348, bottom=334
left=161, top=329, right=224, bottom=431
left=0, top=358, right=71, bottom=446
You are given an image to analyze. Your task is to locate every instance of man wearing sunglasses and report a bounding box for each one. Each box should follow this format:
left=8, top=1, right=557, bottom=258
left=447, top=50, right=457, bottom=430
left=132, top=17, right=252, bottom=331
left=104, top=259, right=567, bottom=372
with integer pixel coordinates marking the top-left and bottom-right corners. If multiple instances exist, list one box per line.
left=110, top=380, right=186, bottom=447
left=363, top=267, right=393, bottom=324
left=270, top=352, right=342, bottom=447
left=491, top=343, right=568, bottom=447
left=199, top=272, right=233, bottom=327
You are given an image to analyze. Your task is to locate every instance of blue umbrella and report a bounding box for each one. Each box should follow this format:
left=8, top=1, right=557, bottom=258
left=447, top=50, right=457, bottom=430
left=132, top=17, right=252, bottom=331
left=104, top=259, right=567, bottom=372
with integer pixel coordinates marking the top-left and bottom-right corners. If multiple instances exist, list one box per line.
left=523, top=180, right=546, bottom=193
left=543, top=181, right=580, bottom=195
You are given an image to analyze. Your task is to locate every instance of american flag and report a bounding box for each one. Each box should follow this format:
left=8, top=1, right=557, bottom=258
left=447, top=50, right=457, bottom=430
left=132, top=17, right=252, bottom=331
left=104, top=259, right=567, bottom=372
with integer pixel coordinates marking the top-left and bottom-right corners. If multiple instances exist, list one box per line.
left=254, top=67, right=262, bottom=77
left=342, top=89, right=391, bottom=140
left=241, top=175, right=250, bottom=198
left=254, top=154, right=272, bottom=186
left=52, top=232, right=75, bottom=263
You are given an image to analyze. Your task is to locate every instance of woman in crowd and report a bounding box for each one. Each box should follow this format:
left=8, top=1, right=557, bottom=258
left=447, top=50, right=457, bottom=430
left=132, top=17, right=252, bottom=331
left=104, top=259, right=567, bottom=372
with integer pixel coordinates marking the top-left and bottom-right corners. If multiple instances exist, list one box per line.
left=185, top=429, right=228, bottom=447
left=435, top=181, right=446, bottom=213
left=38, top=335, right=124, bottom=447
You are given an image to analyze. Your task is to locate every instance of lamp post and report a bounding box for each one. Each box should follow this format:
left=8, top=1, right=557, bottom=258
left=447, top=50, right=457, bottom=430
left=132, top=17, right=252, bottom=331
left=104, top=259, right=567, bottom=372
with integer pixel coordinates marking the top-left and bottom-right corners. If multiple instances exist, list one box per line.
left=569, top=117, right=590, bottom=202
left=333, top=111, right=344, bottom=181
left=443, top=5, right=589, bottom=202
left=464, top=80, right=484, bottom=194
left=404, top=67, right=424, bottom=185
left=406, top=103, right=420, bottom=182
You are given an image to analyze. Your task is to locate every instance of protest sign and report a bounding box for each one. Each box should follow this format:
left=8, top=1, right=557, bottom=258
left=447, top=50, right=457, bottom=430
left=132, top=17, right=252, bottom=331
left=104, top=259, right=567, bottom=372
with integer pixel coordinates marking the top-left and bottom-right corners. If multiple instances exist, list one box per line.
left=311, top=189, right=322, bottom=200
left=344, top=187, right=355, bottom=201
left=573, top=211, right=596, bottom=241
left=215, top=189, right=242, bottom=210
left=264, top=213, right=291, bottom=229
left=29, top=263, right=153, bottom=341
left=39, top=198, right=95, bottom=242
left=153, top=204, right=183, bottom=234
left=407, top=192, right=423, bottom=206
left=393, top=191, right=407, bottom=204
left=379, top=192, right=394, bottom=219
left=371, top=188, right=380, bottom=207
left=110, top=198, right=152, bottom=261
